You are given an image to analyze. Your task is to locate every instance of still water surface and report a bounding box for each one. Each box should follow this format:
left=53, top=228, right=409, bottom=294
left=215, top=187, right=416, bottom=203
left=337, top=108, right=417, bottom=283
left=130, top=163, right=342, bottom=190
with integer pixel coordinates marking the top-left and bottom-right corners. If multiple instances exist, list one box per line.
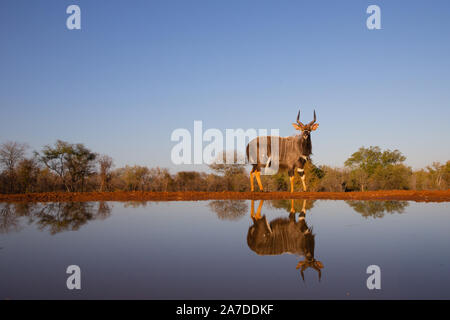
left=0, top=199, right=449, bottom=299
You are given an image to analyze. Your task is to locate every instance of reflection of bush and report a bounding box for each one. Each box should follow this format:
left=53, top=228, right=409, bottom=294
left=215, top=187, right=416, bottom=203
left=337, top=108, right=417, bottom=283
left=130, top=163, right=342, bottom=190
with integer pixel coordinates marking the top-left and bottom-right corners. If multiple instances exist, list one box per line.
left=208, top=200, right=248, bottom=220
left=96, top=201, right=112, bottom=219
left=0, top=201, right=112, bottom=235
left=346, top=200, right=409, bottom=219
left=0, top=203, right=23, bottom=234
left=35, top=202, right=95, bottom=234
left=124, top=201, right=149, bottom=208
left=269, top=199, right=315, bottom=213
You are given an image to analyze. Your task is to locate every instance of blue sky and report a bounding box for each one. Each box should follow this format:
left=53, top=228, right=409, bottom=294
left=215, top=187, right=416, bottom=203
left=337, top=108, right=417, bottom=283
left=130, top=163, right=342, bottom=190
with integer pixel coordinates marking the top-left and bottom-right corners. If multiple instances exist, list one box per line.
left=1, top=0, right=449, bottom=171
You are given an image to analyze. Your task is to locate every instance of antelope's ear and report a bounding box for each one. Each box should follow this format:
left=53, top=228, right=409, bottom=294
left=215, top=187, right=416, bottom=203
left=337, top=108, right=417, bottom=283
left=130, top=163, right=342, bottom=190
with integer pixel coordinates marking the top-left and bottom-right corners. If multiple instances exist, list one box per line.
left=311, top=123, right=319, bottom=131
left=292, top=123, right=302, bottom=131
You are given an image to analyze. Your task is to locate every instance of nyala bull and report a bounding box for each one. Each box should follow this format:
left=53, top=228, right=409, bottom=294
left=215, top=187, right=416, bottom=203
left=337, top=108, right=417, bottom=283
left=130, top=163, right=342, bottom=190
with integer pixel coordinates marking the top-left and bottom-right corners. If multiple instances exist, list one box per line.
left=247, top=199, right=324, bottom=281
left=246, top=110, right=319, bottom=192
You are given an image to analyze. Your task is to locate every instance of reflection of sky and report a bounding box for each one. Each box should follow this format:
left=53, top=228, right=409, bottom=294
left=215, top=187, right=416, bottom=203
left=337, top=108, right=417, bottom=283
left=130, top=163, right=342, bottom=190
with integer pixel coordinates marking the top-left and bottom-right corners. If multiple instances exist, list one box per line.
left=0, top=200, right=449, bottom=299
left=1, top=1, right=450, bottom=170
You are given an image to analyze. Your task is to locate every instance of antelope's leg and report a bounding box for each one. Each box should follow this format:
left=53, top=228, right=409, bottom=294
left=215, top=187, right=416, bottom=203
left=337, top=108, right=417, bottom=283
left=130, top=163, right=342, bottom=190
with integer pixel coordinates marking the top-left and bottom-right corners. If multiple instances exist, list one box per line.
left=250, top=171, right=255, bottom=192
left=255, top=171, right=264, bottom=191
left=250, top=199, right=255, bottom=218
left=290, top=176, right=295, bottom=193
left=297, top=168, right=307, bottom=191
left=290, top=199, right=295, bottom=213
left=289, top=168, right=295, bottom=192
left=301, top=199, right=306, bottom=214
left=296, top=157, right=307, bottom=192
left=255, top=200, right=264, bottom=220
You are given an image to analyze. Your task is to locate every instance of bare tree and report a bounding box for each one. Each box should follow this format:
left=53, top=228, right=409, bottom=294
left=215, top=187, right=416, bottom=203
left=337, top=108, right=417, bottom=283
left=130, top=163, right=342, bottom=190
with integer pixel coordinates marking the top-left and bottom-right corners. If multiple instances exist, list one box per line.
left=209, top=150, right=246, bottom=177
left=16, top=158, right=40, bottom=193
left=209, top=150, right=248, bottom=191
left=0, top=141, right=28, bottom=192
left=98, top=155, right=114, bottom=191
left=119, top=165, right=151, bottom=191
left=148, top=167, right=172, bottom=191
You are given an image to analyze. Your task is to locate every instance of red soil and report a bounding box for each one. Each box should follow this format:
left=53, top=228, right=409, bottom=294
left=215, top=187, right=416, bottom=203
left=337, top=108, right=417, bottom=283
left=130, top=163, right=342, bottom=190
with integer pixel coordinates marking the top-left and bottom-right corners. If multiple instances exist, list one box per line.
left=0, top=190, right=450, bottom=203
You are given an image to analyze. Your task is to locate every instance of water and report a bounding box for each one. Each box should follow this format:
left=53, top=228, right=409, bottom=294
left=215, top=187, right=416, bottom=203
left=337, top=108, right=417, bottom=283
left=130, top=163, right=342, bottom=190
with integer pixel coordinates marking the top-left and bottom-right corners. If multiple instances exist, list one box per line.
left=0, top=199, right=449, bottom=299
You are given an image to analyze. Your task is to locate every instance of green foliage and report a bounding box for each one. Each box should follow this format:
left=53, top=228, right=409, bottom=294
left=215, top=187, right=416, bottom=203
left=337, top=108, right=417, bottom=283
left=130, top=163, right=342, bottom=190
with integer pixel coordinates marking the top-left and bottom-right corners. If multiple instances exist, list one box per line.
left=35, top=140, right=97, bottom=192
left=261, top=161, right=324, bottom=192
left=345, top=146, right=405, bottom=173
left=412, top=161, right=450, bottom=190
left=369, top=164, right=411, bottom=190
left=344, top=146, right=410, bottom=191
left=270, top=172, right=289, bottom=192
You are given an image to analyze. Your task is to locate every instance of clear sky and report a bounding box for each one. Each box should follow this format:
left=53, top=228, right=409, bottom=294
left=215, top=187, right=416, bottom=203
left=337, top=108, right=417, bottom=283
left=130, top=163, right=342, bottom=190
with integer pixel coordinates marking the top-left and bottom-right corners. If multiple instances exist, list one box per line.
left=1, top=0, right=449, bottom=171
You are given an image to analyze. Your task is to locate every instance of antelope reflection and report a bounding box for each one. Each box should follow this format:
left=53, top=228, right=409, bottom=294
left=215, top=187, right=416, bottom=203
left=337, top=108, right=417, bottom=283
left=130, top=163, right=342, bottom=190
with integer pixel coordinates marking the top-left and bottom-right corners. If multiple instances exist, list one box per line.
left=247, top=199, right=323, bottom=281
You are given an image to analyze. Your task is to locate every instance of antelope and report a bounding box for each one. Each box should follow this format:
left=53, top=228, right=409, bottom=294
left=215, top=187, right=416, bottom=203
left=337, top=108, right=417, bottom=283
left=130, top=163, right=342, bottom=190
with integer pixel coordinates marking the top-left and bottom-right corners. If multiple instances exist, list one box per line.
left=247, top=199, right=324, bottom=281
left=246, top=110, right=319, bottom=192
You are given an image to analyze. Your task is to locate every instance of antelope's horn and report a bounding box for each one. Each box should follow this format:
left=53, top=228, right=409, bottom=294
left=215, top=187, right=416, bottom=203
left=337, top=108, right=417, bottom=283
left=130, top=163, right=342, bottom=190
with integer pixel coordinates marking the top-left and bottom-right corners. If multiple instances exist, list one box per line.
left=308, top=110, right=317, bottom=126
left=296, top=110, right=304, bottom=126
left=313, top=264, right=322, bottom=280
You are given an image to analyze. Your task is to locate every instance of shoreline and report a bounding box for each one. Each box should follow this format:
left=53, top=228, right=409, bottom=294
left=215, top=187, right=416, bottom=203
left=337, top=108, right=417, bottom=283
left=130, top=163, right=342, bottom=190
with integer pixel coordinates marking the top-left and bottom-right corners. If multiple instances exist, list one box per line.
left=0, top=190, right=450, bottom=203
